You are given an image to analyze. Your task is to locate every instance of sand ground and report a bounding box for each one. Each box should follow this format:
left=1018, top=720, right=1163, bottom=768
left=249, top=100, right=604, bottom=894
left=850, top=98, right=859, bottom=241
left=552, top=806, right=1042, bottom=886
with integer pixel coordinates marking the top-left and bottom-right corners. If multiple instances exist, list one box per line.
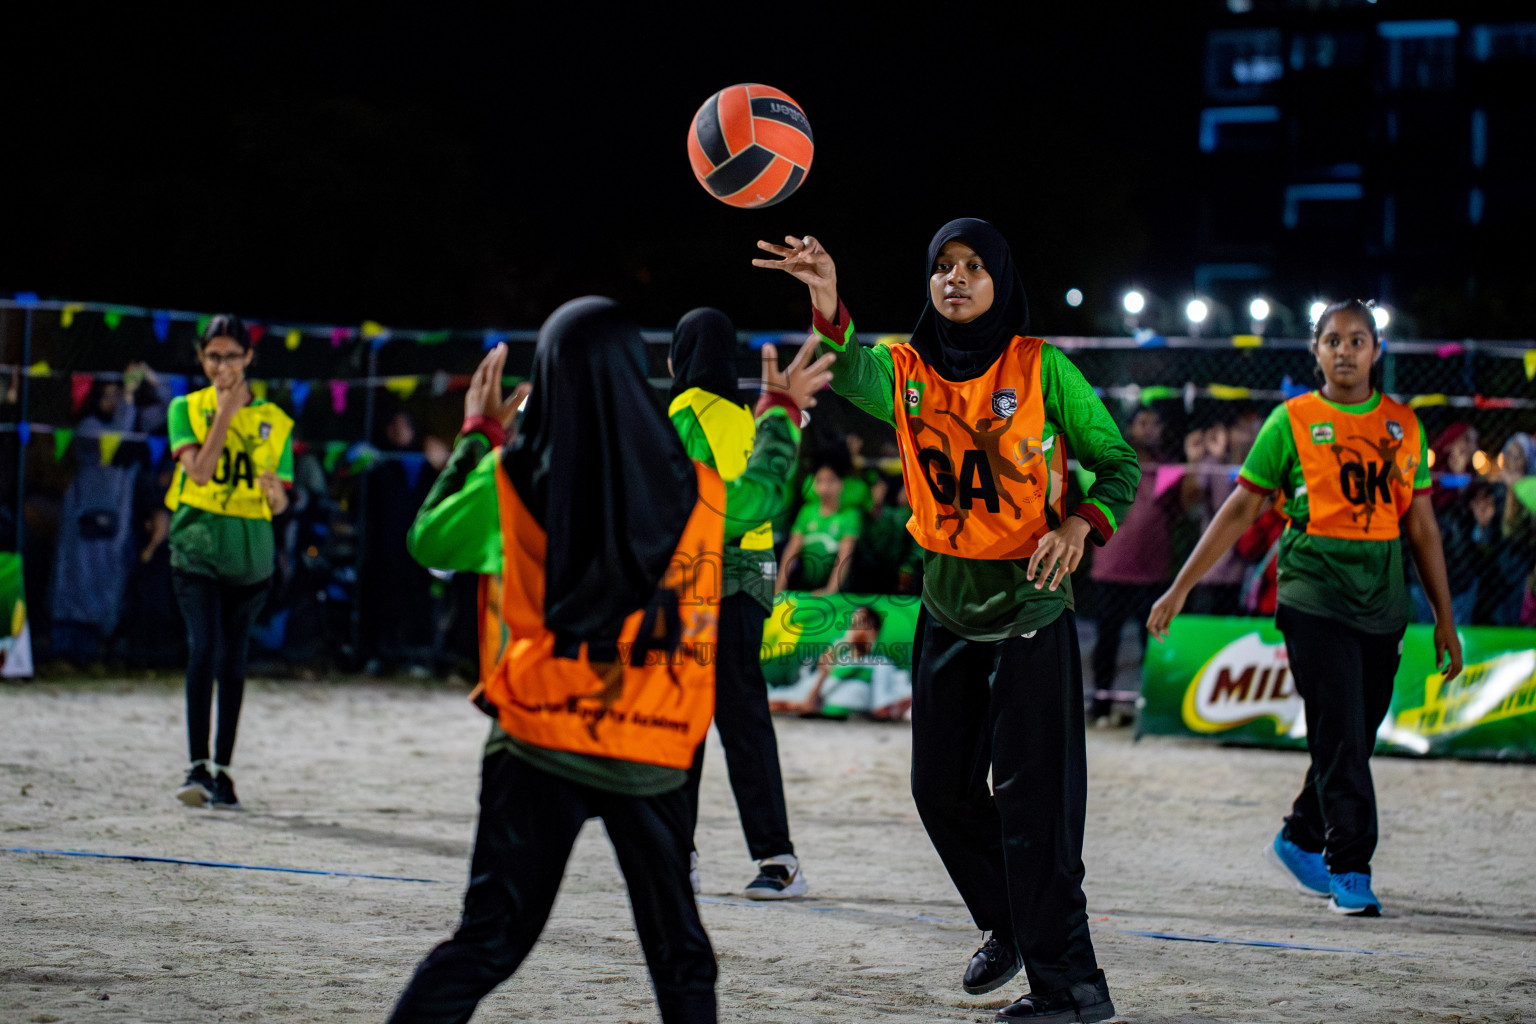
left=1, top=678, right=1533, bottom=1024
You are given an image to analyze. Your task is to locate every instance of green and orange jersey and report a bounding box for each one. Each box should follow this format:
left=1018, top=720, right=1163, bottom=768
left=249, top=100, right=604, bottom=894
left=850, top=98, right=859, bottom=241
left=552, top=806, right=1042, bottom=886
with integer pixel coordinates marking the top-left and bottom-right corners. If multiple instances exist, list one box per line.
left=1237, top=389, right=1431, bottom=633
left=164, top=388, right=294, bottom=586
left=811, top=301, right=1139, bottom=640
left=408, top=406, right=801, bottom=795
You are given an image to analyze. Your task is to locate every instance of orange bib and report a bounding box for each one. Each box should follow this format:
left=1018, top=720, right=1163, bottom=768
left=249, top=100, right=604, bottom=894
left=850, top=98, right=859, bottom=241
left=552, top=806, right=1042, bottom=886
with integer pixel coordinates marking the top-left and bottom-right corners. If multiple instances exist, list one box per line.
left=1284, top=391, right=1421, bottom=540
left=890, top=336, right=1059, bottom=559
left=484, top=460, right=724, bottom=770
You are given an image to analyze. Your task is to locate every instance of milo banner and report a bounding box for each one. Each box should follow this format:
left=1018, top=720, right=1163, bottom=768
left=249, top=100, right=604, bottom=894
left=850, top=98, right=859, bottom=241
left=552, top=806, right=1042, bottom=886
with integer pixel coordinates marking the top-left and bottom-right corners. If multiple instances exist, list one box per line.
left=760, top=592, right=921, bottom=688
left=0, top=552, right=33, bottom=678
left=1141, top=615, right=1536, bottom=760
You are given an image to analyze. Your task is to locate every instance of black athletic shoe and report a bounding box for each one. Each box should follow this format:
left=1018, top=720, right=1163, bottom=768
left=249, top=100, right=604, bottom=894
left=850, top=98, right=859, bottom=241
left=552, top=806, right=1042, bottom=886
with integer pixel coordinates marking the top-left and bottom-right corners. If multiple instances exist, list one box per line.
left=963, top=934, right=1022, bottom=995
left=209, top=768, right=241, bottom=810
left=996, top=969, right=1115, bottom=1023
left=176, top=762, right=215, bottom=807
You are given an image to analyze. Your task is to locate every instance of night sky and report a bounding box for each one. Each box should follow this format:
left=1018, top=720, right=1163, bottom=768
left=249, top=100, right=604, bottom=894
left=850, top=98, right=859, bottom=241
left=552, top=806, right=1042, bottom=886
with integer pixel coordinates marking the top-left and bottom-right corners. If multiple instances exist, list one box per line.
left=7, top=4, right=1522, bottom=339
left=2, top=6, right=1215, bottom=337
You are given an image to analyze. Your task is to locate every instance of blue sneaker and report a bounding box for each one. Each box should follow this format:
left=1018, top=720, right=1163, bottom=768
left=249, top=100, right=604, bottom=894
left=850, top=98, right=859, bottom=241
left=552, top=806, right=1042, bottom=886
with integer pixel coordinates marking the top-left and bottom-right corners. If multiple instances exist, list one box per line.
left=1329, top=872, right=1382, bottom=916
left=1263, top=829, right=1330, bottom=896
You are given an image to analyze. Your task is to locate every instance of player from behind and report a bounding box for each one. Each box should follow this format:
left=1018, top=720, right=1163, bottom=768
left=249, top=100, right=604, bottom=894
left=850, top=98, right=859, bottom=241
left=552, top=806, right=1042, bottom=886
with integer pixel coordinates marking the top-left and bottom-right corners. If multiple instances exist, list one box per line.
left=1147, top=299, right=1463, bottom=917
left=668, top=307, right=808, bottom=899
left=165, top=314, right=293, bottom=809
left=756, top=221, right=1137, bottom=1024
left=388, top=297, right=828, bottom=1024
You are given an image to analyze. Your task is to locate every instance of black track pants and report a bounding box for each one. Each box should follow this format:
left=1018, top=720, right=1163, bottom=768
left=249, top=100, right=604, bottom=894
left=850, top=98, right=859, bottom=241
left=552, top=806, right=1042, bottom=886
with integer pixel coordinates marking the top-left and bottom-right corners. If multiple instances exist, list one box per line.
left=683, top=593, right=794, bottom=860
left=172, top=571, right=268, bottom=767
left=1276, top=603, right=1403, bottom=876
left=909, top=606, right=1099, bottom=995
left=387, top=749, right=717, bottom=1024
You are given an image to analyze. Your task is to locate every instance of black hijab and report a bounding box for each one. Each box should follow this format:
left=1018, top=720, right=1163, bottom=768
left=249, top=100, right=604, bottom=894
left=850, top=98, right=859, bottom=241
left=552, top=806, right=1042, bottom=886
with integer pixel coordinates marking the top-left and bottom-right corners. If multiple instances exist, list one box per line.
left=503, top=296, right=698, bottom=647
left=907, top=218, right=1030, bottom=382
left=669, top=307, right=740, bottom=404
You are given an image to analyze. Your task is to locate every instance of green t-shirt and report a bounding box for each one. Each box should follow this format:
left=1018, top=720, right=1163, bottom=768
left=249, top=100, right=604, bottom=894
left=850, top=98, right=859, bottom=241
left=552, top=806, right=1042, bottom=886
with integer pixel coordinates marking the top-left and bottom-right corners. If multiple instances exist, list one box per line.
left=165, top=395, right=293, bottom=587
left=1238, top=392, right=1431, bottom=634
left=814, top=313, right=1140, bottom=641
left=790, top=504, right=862, bottom=590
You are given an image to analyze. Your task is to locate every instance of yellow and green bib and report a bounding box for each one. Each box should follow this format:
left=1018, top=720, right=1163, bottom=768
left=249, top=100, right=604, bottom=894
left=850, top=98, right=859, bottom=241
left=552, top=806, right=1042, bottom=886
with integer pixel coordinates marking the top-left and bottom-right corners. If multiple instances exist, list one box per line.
left=166, top=387, right=294, bottom=521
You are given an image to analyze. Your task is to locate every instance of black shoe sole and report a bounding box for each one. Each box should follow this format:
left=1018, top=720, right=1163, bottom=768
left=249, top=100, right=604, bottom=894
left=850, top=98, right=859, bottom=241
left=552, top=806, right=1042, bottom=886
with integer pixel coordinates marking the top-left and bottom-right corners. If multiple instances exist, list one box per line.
left=995, top=997, right=1116, bottom=1023
left=964, top=957, right=1022, bottom=995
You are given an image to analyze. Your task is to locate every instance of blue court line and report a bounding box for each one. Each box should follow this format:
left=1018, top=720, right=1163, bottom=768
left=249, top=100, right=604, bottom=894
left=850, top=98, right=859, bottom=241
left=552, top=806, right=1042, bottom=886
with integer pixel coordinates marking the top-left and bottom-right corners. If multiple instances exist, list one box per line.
left=2, top=846, right=446, bottom=884
left=1121, top=929, right=1424, bottom=957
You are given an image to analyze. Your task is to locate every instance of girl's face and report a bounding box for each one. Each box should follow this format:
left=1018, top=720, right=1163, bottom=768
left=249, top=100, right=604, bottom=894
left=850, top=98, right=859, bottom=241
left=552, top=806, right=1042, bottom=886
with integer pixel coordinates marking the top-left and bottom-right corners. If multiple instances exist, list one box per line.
left=813, top=466, right=843, bottom=506
left=200, top=335, right=252, bottom=390
left=929, top=240, right=995, bottom=324
left=1312, top=311, right=1378, bottom=392
left=1504, top=439, right=1527, bottom=477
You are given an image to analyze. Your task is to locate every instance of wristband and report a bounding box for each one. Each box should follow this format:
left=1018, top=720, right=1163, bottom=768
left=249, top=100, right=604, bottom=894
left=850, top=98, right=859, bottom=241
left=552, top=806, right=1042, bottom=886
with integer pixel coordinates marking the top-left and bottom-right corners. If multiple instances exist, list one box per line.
left=461, top=415, right=507, bottom=448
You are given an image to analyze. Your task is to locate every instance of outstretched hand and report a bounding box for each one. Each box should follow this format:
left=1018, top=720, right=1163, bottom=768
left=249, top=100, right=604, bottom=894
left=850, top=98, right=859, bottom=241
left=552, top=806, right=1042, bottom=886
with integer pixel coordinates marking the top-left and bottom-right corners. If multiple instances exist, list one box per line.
left=465, top=343, right=524, bottom=428
left=761, top=336, right=836, bottom=412
left=1146, top=586, right=1187, bottom=643
left=753, top=235, right=839, bottom=319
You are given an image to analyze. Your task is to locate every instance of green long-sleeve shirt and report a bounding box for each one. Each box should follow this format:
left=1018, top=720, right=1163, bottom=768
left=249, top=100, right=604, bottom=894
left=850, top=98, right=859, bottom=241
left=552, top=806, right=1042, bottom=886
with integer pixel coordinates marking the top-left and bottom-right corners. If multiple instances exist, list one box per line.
left=407, top=408, right=801, bottom=794
left=670, top=402, right=797, bottom=611
left=813, top=307, right=1140, bottom=640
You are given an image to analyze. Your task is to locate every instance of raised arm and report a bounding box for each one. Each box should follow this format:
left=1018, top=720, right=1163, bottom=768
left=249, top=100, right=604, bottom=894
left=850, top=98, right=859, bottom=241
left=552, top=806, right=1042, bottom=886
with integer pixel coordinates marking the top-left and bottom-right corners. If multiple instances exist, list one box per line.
left=173, top=382, right=247, bottom=486
left=754, top=234, right=897, bottom=424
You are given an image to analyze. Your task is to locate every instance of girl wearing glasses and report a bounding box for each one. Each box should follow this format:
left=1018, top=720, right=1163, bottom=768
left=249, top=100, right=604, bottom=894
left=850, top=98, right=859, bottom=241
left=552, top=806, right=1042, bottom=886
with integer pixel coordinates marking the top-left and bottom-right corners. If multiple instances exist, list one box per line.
left=164, top=315, right=293, bottom=809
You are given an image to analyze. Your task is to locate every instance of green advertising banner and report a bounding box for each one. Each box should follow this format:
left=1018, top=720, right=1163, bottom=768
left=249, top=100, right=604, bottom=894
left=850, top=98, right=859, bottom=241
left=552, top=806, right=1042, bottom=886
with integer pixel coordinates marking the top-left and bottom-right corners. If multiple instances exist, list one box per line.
left=0, top=552, right=33, bottom=678
left=1140, top=615, right=1536, bottom=760
left=760, top=592, right=921, bottom=688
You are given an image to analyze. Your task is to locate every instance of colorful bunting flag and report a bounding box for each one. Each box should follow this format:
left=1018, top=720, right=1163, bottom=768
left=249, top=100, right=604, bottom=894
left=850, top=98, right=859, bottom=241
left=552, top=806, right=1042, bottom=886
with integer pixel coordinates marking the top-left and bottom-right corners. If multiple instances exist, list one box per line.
left=323, top=440, right=348, bottom=473
left=60, top=304, right=84, bottom=328
left=26, top=362, right=50, bottom=377
left=418, top=331, right=451, bottom=345
left=249, top=380, right=268, bottom=401
left=196, top=314, right=211, bottom=339
left=71, top=373, right=95, bottom=414
left=330, top=380, right=348, bottom=413
left=398, top=453, right=426, bottom=490
left=17, top=423, right=29, bottom=445
left=249, top=324, right=267, bottom=346
left=361, top=321, right=390, bottom=346
left=165, top=374, right=189, bottom=398
left=146, top=435, right=167, bottom=467
left=1232, top=335, right=1263, bottom=348
left=54, top=429, right=73, bottom=462
left=98, top=432, right=122, bottom=466
left=384, top=376, right=418, bottom=400
left=1525, top=350, right=1536, bottom=382
left=152, top=313, right=172, bottom=342
left=103, top=311, right=122, bottom=330
left=290, top=380, right=311, bottom=415
left=285, top=329, right=302, bottom=351
left=330, top=327, right=353, bottom=348
left=1207, top=384, right=1252, bottom=401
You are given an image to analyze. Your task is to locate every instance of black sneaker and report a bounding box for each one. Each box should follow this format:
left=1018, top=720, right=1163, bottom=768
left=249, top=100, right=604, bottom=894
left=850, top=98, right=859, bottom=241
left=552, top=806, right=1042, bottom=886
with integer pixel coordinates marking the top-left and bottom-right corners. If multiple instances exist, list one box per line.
left=209, top=767, right=241, bottom=810
left=176, top=762, right=215, bottom=807
left=743, top=855, right=807, bottom=899
left=963, top=934, right=1022, bottom=994
left=996, top=969, right=1115, bottom=1023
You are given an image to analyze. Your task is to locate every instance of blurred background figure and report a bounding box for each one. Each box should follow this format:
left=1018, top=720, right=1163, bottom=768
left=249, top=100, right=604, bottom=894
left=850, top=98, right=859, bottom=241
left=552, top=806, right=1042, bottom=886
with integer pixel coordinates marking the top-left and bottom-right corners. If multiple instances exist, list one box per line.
left=777, top=455, right=861, bottom=597
left=1412, top=422, right=1480, bottom=625
left=1087, top=406, right=1177, bottom=725
left=50, top=364, right=169, bottom=664
left=361, top=410, right=437, bottom=676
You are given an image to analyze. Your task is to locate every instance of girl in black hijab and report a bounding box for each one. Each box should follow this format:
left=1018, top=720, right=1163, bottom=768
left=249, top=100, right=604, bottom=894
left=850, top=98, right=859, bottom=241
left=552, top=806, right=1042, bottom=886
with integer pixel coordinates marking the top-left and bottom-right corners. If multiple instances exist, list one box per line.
left=755, top=224, right=1138, bottom=1023
left=388, top=296, right=830, bottom=1024
left=667, top=306, right=807, bottom=900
